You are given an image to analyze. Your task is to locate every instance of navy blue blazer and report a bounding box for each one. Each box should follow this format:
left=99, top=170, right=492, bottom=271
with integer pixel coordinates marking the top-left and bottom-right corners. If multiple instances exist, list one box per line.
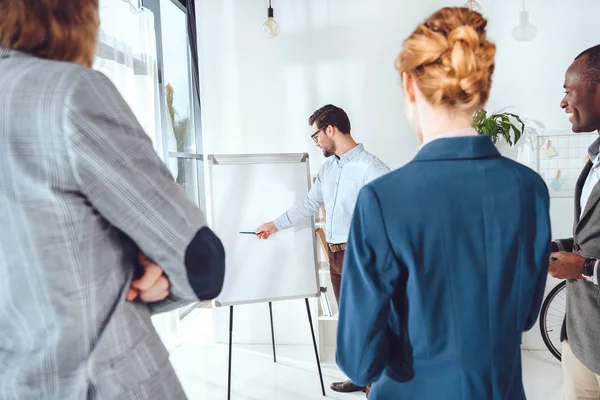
left=336, top=135, right=551, bottom=400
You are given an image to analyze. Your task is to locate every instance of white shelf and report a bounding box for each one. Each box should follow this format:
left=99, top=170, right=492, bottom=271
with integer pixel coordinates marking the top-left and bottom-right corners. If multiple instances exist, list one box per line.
left=318, top=345, right=337, bottom=365
left=318, top=313, right=339, bottom=321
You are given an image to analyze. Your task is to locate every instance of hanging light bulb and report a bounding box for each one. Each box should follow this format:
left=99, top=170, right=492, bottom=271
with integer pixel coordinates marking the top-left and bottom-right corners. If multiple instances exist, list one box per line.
left=262, top=0, right=280, bottom=38
left=512, top=0, right=537, bottom=42
left=463, top=0, right=482, bottom=13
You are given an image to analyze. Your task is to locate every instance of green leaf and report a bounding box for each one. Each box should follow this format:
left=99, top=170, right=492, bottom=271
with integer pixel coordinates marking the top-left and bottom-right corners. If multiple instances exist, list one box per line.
left=472, top=109, right=526, bottom=147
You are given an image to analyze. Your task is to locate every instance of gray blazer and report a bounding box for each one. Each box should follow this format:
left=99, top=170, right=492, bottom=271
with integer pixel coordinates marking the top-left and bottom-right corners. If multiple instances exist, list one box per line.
left=555, top=136, right=600, bottom=374
left=0, top=47, right=225, bottom=399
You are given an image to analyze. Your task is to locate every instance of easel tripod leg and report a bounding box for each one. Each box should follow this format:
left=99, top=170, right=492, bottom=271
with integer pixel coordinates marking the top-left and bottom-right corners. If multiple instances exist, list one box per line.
left=305, top=298, right=326, bottom=396
left=269, top=302, right=276, bottom=363
left=228, top=306, right=233, bottom=400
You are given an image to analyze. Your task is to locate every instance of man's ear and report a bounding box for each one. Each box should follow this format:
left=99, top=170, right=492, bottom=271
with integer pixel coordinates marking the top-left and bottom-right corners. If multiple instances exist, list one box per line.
left=326, top=125, right=335, bottom=137
left=402, top=72, right=416, bottom=103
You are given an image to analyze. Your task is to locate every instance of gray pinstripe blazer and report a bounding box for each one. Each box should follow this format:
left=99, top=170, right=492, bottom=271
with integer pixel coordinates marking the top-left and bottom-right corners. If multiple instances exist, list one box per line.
left=0, top=47, right=225, bottom=399
left=555, top=136, right=600, bottom=375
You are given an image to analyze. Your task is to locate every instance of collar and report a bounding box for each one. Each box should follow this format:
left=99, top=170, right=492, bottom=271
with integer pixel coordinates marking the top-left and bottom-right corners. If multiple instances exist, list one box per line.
left=0, top=46, right=13, bottom=58
left=413, top=134, right=500, bottom=162
left=0, top=46, right=28, bottom=60
left=334, top=143, right=364, bottom=165
left=587, top=134, right=600, bottom=159
left=419, top=128, right=478, bottom=150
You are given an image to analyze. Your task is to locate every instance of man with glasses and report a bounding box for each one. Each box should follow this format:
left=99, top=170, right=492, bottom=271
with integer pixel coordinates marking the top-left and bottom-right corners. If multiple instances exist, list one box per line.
left=256, top=104, right=389, bottom=394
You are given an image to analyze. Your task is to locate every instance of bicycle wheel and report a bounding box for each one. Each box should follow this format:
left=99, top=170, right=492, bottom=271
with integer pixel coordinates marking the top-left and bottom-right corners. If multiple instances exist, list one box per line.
left=539, top=280, right=566, bottom=361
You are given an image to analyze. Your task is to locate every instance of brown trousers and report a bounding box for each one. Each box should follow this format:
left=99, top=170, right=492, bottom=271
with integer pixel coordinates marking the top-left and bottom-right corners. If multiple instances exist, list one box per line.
left=327, top=248, right=345, bottom=303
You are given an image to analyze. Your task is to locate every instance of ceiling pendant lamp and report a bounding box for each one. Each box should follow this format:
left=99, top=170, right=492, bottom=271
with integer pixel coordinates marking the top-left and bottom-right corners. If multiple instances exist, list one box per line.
left=463, top=0, right=482, bottom=13
left=512, top=0, right=537, bottom=42
left=262, top=0, right=280, bottom=38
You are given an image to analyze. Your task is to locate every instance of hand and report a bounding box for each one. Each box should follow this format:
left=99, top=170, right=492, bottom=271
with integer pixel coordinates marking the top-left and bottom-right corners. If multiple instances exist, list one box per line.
left=126, top=252, right=171, bottom=302
left=549, top=251, right=585, bottom=280
left=256, top=222, right=277, bottom=240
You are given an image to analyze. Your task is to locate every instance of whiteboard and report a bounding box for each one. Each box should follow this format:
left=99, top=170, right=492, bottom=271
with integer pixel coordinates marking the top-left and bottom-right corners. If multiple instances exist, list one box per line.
left=206, top=153, right=319, bottom=307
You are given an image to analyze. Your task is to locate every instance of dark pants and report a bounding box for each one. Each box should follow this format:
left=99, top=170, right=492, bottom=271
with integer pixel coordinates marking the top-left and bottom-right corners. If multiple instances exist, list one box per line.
left=328, top=245, right=367, bottom=391
left=327, top=247, right=345, bottom=303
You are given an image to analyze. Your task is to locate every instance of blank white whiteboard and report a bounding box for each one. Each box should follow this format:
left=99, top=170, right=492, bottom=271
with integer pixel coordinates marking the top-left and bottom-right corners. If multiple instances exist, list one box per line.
left=206, top=153, right=319, bottom=307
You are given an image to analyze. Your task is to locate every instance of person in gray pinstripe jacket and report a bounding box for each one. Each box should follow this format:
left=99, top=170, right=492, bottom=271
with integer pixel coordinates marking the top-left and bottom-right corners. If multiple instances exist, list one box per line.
left=0, top=1, right=225, bottom=399
left=550, top=44, right=600, bottom=400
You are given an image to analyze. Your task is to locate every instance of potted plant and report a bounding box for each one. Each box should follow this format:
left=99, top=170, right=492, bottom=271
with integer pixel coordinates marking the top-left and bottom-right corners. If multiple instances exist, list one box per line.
left=473, top=109, right=525, bottom=146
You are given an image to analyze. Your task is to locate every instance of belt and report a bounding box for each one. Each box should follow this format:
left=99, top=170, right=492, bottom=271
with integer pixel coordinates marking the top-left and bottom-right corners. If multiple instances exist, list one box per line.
left=328, top=243, right=346, bottom=253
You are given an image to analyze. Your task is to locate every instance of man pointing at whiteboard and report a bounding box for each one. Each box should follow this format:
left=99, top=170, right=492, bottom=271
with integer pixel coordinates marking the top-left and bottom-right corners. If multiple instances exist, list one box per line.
left=256, top=104, right=390, bottom=394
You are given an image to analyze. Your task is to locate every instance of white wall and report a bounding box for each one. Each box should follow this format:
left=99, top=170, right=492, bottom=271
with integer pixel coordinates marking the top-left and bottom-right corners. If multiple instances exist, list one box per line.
left=197, top=0, right=600, bottom=348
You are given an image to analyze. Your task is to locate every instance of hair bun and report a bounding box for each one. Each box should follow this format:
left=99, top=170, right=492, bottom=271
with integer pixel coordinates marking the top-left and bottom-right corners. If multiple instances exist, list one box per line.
left=447, top=25, right=479, bottom=49
left=446, top=25, right=480, bottom=80
left=396, top=7, right=496, bottom=112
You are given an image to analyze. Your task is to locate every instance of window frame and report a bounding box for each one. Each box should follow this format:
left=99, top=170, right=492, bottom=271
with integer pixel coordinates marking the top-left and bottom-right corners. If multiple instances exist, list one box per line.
left=142, top=0, right=204, bottom=210
left=142, top=0, right=205, bottom=318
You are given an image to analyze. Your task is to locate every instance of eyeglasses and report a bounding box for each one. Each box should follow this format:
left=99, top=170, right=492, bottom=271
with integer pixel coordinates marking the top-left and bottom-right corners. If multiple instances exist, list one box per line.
left=311, top=127, right=326, bottom=142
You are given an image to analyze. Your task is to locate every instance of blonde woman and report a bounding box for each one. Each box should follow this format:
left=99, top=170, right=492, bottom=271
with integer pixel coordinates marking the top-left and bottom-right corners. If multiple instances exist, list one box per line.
left=336, top=7, right=551, bottom=400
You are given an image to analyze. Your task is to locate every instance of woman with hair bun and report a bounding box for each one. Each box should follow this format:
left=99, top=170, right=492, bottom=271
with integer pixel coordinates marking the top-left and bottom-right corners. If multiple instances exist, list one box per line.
left=336, top=7, right=551, bottom=400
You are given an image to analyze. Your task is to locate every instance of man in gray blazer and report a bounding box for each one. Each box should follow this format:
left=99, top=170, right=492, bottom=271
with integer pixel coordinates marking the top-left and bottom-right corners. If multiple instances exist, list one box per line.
left=0, top=2, right=225, bottom=399
left=550, top=44, right=600, bottom=399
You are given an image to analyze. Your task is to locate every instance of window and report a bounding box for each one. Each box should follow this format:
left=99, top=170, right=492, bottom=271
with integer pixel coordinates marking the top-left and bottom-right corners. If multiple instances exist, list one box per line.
left=160, top=0, right=195, bottom=154
left=142, top=0, right=204, bottom=211
left=143, top=0, right=204, bottom=320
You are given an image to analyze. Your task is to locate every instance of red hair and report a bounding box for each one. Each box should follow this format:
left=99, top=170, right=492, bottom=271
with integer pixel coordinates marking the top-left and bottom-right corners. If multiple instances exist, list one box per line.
left=0, top=0, right=99, bottom=67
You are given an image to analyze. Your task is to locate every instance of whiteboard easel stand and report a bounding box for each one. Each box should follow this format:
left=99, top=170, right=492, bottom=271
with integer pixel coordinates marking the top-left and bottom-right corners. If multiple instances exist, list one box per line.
left=205, top=153, right=324, bottom=398
left=226, top=299, right=326, bottom=399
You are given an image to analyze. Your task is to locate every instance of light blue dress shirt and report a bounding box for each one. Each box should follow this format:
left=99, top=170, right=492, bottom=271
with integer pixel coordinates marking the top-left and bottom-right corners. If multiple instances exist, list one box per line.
left=274, top=144, right=389, bottom=244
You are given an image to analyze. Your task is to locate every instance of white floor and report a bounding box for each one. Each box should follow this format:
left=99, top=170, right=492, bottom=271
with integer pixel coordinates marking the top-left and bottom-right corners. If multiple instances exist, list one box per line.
left=169, top=309, right=563, bottom=400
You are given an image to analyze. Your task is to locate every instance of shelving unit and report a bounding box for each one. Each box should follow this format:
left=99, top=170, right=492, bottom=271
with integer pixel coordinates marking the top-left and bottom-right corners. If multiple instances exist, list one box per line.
left=311, top=183, right=339, bottom=362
